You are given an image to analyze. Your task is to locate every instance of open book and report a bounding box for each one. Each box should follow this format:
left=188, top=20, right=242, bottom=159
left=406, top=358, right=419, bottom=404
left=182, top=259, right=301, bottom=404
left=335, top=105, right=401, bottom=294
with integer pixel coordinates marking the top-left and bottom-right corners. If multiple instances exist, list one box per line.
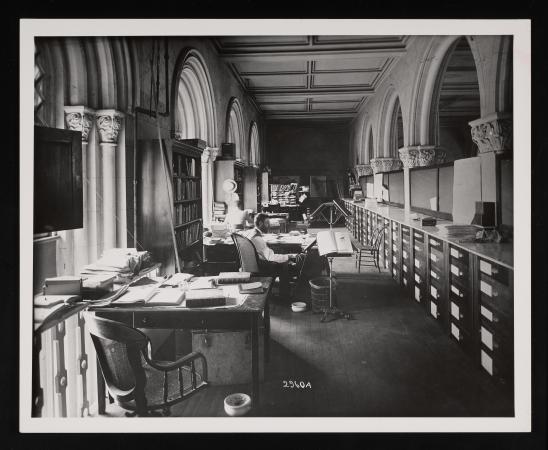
left=316, top=230, right=354, bottom=257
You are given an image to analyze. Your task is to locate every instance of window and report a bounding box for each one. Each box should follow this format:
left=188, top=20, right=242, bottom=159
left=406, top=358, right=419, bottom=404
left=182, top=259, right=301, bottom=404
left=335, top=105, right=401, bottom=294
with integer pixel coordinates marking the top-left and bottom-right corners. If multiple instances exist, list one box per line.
left=382, top=171, right=404, bottom=207
left=410, top=163, right=454, bottom=220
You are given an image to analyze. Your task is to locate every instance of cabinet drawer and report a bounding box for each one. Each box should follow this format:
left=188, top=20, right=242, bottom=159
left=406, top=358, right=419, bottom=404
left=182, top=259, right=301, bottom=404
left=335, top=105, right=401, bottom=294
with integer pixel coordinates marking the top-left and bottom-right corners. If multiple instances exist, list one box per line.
left=429, top=266, right=443, bottom=284
left=479, top=306, right=512, bottom=342
left=449, top=259, right=468, bottom=279
left=449, top=245, right=468, bottom=262
left=413, top=256, right=425, bottom=274
left=402, top=249, right=409, bottom=261
left=401, top=226, right=410, bottom=236
left=429, top=299, right=442, bottom=321
left=478, top=259, right=511, bottom=286
left=429, top=247, right=443, bottom=266
left=450, top=322, right=475, bottom=355
left=480, top=348, right=513, bottom=386
left=449, top=282, right=469, bottom=301
left=413, top=284, right=425, bottom=304
left=429, top=283, right=442, bottom=301
left=428, top=236, right=443, bottom=249
left=413, top=230, right=424, bottom=243
left=479, top=277, right=513, bottom=317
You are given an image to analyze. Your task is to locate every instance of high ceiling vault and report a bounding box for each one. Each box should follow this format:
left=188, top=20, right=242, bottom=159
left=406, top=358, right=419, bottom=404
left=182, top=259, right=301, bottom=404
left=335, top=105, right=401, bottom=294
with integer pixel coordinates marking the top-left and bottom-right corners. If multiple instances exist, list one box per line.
left=214, top=35, right=410, bottom=121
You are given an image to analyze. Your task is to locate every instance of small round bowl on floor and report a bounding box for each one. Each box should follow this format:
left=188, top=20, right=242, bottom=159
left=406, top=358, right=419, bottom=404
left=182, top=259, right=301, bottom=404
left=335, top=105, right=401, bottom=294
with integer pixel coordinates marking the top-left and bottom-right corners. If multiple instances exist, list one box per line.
left=224, top=393, right=252, bottom=417
left=291, top=301, right=307, bottom=312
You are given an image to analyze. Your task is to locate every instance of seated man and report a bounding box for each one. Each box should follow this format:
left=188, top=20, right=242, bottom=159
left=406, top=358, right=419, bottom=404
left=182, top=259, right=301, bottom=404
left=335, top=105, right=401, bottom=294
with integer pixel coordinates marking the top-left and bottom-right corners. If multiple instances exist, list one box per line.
left=242, top=213, right=305, bottom=299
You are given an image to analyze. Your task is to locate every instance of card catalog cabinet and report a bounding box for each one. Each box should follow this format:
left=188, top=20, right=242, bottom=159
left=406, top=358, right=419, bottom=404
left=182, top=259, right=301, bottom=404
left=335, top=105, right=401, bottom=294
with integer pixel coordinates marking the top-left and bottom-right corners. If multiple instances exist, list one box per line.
left=427, top=235, right=446, bottom=324
left=391, top=221, right=401, bottom=283
left=477, top=258, right=514, bottom=388
left=383, top=218, right=391, bottom=270
left=401, top=225, right=412, bottom=293
left=447, top=245, right=475, bottom=355
left=411, top=230, right=427, bottom=310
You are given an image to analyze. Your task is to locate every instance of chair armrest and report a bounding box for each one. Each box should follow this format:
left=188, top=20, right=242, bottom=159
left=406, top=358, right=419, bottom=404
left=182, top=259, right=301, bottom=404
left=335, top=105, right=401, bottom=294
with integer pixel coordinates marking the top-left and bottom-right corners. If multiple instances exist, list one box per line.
left=143, top=351, right=206, bottom=372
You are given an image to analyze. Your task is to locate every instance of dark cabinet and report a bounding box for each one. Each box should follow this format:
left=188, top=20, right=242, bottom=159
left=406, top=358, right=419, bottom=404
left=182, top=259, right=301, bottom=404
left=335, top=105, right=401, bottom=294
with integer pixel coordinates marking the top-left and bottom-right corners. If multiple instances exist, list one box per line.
left=34, top=126, right=83, bottom=233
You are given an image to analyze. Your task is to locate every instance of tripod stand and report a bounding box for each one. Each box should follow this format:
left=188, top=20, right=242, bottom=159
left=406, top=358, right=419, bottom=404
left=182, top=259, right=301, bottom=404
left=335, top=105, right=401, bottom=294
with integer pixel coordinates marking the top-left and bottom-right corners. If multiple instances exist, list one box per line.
left=319, top=256, right=352, bottom=322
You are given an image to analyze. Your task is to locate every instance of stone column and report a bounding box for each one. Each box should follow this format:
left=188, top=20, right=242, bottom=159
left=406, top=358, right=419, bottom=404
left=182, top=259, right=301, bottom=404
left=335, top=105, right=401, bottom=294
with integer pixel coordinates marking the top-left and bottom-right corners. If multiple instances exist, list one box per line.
left=203, top=147, right=220, bottom=228
left=469, top=112, right=513, bottom=219
left=95, top=110, right=124, bottom=252
left=64, top=106, right=95, bottom=272
left=398, top=146, right=447, bottom=213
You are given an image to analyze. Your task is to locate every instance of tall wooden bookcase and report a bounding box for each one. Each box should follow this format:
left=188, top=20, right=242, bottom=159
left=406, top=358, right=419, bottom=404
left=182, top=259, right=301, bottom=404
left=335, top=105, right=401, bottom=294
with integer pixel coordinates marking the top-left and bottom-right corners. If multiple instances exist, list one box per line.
left=138, top=139, right=203, bottom=274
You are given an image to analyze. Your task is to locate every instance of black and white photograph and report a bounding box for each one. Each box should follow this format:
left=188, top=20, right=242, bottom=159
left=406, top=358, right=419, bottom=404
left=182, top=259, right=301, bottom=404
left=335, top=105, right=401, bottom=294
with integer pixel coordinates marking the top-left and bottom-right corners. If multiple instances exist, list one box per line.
left=19, top=19, right=531, bottom=433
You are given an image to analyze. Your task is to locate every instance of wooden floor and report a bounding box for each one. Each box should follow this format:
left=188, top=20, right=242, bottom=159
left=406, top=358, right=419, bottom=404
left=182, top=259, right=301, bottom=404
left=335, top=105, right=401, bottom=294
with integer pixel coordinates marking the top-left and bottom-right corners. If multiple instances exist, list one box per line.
left=100, top=243, right=514, bottom=418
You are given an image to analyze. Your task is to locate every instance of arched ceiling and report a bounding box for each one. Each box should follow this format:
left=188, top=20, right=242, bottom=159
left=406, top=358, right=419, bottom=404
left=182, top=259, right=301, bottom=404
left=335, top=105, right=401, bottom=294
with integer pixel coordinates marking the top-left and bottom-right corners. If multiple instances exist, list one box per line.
left=214, top=35, right=410, bottom=121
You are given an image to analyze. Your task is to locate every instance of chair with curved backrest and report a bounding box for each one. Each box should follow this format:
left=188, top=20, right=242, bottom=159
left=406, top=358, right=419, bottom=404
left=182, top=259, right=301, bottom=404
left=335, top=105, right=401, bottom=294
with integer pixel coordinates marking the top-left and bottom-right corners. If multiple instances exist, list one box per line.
left=231, top=232, right=262, bottom=274
left=85, top=312, right=208, bottom=417
left=354, top=225, right=388, bottom=273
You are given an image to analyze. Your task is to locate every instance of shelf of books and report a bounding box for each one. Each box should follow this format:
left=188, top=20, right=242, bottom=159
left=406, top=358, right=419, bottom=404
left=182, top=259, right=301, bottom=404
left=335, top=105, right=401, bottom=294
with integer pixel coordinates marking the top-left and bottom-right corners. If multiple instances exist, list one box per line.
left=172, top=146, right=203, bottom=256
left=234, top=164, right=244, bottom=201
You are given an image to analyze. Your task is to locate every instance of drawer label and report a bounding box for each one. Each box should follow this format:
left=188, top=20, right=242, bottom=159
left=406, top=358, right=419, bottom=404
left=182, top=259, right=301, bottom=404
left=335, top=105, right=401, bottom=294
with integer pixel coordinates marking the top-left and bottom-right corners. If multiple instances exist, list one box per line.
left=393, top=244, right=397, bottom=252
left=430, top=301, right=438, bottom=318
left=480, top=280, right=493, bottom=297
left=451, top=302, right=460, bottom=320
left=430, top=253, right=438, bottom=263
left=450, top=264, right=462, bottom=277
left=451, top=284, right=462, bottom=297
left=481, top=350, right=493, bottom=375
left=430, top=270, right=439, bottom=280
left=403, top=250, right=408, bottom=258
left=450, top=248, right=462, bottom=259
left=403, top=264, right=408, bottom=273
left=403, top=278, right=408, bottom=286
left=479, top=260, right=493, bottom=276
left=414, top=258, right=421, bottom=268
left=392, top=268, right=397, bottom=277
left=415, top=245, right=421, bottom=252
left=414, top=286, right=421, bottom=302
left=451, top=323, right=460, bottom=340
left=480, top=305, right=493, bottom=321
left=393, top=256, right=398, bottom=264
left=430, top=285, right=438, bottom=298
left=430, top=239, right=440, bottom=247
left=481, top=327, right=494, bottom=350
left=415, top=273, right=421, bottom=284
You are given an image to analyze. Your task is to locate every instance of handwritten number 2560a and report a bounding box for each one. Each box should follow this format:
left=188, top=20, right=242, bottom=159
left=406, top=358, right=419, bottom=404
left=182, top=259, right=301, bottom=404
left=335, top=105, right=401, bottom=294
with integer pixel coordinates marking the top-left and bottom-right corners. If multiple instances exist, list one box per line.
left=282, top=380, right=312, bottom=388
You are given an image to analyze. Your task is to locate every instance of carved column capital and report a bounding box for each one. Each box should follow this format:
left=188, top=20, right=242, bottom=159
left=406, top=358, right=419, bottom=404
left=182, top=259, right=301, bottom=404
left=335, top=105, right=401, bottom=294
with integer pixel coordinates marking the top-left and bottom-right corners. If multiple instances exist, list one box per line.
left=64, top=106, right=95, bottom=142
left=95, top=109, right=124, bottom=144
left=355, top=164, right=373, bottom=178
left=469, top=112, right=513, bottom=155
left=398, top=146, right=446, bottom=168
left=370, top=157, right=403, bottom=174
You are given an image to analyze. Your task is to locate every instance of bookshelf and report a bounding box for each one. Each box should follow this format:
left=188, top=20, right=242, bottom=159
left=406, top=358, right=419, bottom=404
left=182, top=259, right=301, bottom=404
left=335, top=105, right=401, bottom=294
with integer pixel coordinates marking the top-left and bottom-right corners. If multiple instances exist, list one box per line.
left=172, top=143, right=203, bottom=260
left=137, top=139, right=203, bottom=274
left=243, top=166, right=259, bottom=212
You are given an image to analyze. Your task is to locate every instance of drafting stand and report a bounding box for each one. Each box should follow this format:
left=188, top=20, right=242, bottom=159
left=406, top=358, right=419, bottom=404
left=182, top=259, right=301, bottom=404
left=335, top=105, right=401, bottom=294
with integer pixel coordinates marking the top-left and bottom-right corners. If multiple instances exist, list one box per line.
left=315, top=229, right=354, bottom=323
left=309, top=200, right=350, bottom=230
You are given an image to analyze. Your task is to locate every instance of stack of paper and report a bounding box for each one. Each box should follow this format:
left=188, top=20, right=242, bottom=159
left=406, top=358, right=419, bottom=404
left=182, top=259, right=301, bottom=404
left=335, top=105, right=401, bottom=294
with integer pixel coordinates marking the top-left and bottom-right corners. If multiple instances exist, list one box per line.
left=436, top=224, right=482, bottom=239
left=145, top=288, right=184, bottom=306
left=184, top=288, right=226, bottom=308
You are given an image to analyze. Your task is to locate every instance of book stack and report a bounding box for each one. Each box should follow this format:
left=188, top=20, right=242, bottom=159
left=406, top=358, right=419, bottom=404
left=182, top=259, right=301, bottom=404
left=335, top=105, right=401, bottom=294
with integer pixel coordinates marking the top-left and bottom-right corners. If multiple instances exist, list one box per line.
left=217, top=272, right=251, bottom=284
left=185, top=288, right=226, bottom=308
left=436, top=224, right=483, bottom=240
left=238, top=281, right=264, bottom=294
left=213, top=202, right=226, bottom=222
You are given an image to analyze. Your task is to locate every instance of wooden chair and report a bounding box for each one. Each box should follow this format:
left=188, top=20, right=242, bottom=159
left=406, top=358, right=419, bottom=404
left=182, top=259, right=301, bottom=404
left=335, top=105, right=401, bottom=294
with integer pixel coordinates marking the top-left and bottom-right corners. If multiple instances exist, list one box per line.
left=352, top=225, right=387, bottom=273
left=85, top=312, right=208, bottom=417
left=231, top=232, right=263, bottom=275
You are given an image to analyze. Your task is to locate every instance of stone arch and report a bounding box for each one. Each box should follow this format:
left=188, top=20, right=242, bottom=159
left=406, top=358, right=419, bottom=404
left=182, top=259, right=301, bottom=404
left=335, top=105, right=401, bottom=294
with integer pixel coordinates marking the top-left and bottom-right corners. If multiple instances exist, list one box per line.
left=410, top=35, right=486, bottom=146
left=225, top=97, right=245, bottom=161
left=377, top=86, right=405, bottom=157
left=362, top=121, right=374, bottom=163
left=171, top=48, right=217, bottom=146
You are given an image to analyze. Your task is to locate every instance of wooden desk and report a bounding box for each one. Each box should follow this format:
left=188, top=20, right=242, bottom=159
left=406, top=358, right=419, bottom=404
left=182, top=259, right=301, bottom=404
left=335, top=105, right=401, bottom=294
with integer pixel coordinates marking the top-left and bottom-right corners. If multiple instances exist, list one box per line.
left=89, top=276, right=273, bottom=414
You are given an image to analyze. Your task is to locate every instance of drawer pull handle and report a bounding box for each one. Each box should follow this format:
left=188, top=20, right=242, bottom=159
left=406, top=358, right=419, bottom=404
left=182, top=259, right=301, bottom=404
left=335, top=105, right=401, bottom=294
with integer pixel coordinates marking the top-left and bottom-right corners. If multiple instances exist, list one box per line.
left=141, top=317, right=148, bottom=325
left=459, top=313, right=464, bottom=320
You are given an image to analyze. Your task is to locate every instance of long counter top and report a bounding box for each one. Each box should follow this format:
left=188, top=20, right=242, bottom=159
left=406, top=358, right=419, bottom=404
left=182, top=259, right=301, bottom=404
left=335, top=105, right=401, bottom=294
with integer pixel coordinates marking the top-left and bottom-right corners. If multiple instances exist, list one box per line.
left=343, top=200, right=513, bottom=270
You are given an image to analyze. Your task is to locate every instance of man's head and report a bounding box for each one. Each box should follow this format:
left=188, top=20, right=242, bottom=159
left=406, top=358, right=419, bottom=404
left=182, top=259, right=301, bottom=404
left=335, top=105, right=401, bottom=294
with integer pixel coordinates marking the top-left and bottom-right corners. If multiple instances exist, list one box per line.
left=254, top=213, right=269, bottom=233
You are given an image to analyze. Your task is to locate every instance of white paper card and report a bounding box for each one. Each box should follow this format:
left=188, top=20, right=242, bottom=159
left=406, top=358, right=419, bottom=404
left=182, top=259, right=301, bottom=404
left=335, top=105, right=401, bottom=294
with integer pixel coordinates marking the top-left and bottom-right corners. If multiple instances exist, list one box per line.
left=450, top=247, right=461, bottom=259
left=480, top=280, right=493, bottom=297
left=479, top=260, right=493, bottom=276
left=414, top=273, right=421, bottom=284
left=414, top=286, right=420, bottom=302
left=451, top=284, right=461, bottom=297
left=451, top=302, right=460, bottom=319
left=403, top=264, right=408, bottom=273
left=430, top=301, right=437, bottom=318
left=414, top=258, right=420, bottom=268
left=415, top=245, right=421, bottom=252
left=430, top=253, right=438, bottom=262
left=450, top=264, right=461, bottom=276
left=393, top=244, right=397, bottom=252
left=393, top=256, right=397, bottom=264
left=481, top=327, right=494, bottom=350
left=430, top=285, right=438, bottom=298
left=403, top=278, right=408, bottom=286
left=480, top=305, right=493, bottom=321
left=403, top=250, right=408, bottom=258
left=451, top=323, right=460, bottom=340
left=430, top=270, right=438, bottom=280
left=481, top=350, right=493, bottom=375
left=392, top=268, right=397, bottom=277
